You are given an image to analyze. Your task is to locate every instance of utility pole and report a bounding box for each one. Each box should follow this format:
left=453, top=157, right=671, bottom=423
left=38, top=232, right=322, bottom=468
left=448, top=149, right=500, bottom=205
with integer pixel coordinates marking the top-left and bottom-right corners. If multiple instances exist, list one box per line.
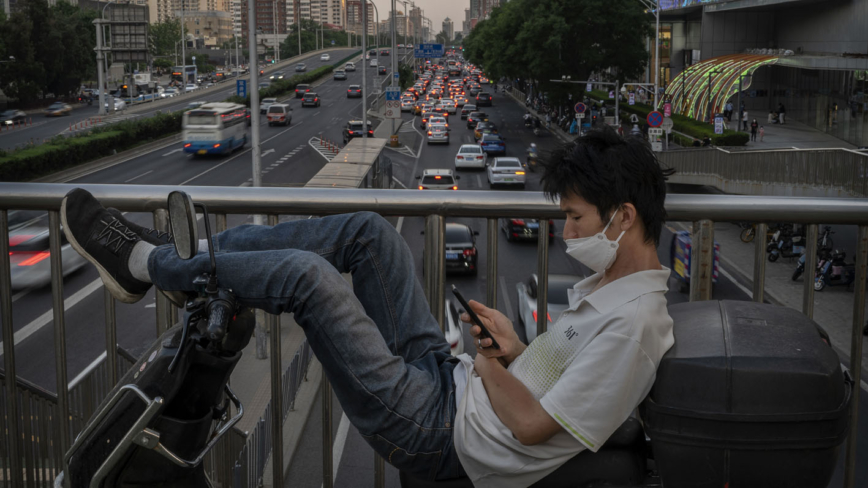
left=181, top=0, right=186, bottom=93
left=362, top=0, right=367, bottom=138
left=391, top=0, right=398, bottom=135
left=94, top=18, right=107, bottom=115
left=248, top=0, right=262, bottom=197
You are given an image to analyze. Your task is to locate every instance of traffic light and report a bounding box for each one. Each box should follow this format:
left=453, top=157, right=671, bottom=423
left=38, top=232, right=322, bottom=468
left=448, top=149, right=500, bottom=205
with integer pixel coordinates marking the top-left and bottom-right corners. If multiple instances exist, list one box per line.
left=271, top=59, right=275, bottom=64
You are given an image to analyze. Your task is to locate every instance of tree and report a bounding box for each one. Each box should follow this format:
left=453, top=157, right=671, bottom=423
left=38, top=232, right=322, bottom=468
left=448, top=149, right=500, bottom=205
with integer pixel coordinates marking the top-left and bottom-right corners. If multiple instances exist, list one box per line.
left=454, top=32, right=463, bottom=43
left=150, top=19, right=181, bottom=57
left=435, top=30, right=449, bottom=46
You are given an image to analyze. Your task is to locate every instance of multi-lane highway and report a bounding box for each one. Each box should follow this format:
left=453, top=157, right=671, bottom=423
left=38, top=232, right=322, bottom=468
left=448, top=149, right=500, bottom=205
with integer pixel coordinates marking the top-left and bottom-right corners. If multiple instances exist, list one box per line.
left=3, top=58, right=866, bottom=488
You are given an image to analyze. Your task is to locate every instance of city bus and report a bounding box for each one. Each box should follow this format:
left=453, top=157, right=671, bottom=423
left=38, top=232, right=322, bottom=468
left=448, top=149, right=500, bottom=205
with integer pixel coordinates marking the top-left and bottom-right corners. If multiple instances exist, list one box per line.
left=182, top=102, right=248, bottom=156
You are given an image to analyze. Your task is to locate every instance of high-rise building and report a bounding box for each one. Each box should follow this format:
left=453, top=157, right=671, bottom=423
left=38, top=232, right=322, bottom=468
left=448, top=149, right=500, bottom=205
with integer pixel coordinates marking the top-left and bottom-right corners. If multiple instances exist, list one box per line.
left=463, top=7, right=471, bottom=36
left=346, top=0, right=374, bottom=35
left=230, top=0, right=242, bottom=35
left=286, top=0, right=342, bottom=26
left=145, top=0, right=228, bottom=25
left=442, top=17, right=453, bottom=41
left=240, top=0, right=286, bottom=34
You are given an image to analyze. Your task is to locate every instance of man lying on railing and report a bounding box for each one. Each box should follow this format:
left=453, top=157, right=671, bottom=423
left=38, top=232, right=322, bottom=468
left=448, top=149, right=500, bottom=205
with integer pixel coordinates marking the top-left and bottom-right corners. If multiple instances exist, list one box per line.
left=60, top=127, right=675, bottom=488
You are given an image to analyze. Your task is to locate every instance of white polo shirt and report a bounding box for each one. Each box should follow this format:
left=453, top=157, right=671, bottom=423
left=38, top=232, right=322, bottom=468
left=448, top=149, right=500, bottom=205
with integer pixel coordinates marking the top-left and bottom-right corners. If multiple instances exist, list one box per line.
left=452, top=268, right=674, bottom=488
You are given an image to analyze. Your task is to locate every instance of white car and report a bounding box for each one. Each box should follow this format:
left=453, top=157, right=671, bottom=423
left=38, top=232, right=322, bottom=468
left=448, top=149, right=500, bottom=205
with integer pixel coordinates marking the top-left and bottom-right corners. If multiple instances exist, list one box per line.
left=162, top=87, right=179, bottom=98
left=370, top=58, right=378, bottom=68
left=444, top=299, right=465, bottom=356
left=440, top=99, right=457, bottom=114
left=184, top=83, right=198, bottom=92
left=454, top=144, right=487, bottom=169
left=104, top=98, right=126, bottom=111
left=416, top=168, right=460, bottom=190
left=345, top=62, right=356, bottom=71
left=487, top=157, right=526, bottom=188
left=259, top=97, right=278, bottom=113
left=401, top=98, right=415, bottom=112
left=321, top=53, right=331, bottom=61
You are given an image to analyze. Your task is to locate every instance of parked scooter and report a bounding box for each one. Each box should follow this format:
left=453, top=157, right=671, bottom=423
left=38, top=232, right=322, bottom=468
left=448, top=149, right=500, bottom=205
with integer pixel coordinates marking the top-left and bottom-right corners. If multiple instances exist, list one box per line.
left=769, top=230, right=806, bottom=262
left=792, top=226, right=835, bottom=281
left=814, top=249, right=856, bottom=291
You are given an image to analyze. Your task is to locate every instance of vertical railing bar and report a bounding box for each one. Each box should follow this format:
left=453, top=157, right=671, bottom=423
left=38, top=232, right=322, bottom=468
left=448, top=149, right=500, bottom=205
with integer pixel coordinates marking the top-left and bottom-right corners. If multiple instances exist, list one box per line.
left=536, top=219, right=550, bottom=338
left=266, top=213, right=284, bottom=488
left=153, top=209, right=175, bottom=331
left=752, top=222, right=768, bottom=303
left=486, top=218, right=498, bottom=309
left=216, top=213, right=228, bottom=234
left=423, top=215, right=446, bottom=332
left=843, top=224, right=868, bottom=488
left=322, top=376, right=333, bottom=488
left=0, top=210, right=24, bottom=487
left=374, top=453, right=385, bottom=488
left=22, top=391, right=33, bottom=488
left=104, top=288, right=118, bottom=387
left=689, top=219, right=714, bottom=301
left=48, top=211, right=71, bottom=460
left=801, top=224, right=818, bottom=318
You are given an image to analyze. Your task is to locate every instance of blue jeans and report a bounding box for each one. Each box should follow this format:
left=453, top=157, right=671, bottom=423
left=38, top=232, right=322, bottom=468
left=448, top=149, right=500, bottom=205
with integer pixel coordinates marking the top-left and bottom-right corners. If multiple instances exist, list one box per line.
left=147, top=212, right=466, bottom=481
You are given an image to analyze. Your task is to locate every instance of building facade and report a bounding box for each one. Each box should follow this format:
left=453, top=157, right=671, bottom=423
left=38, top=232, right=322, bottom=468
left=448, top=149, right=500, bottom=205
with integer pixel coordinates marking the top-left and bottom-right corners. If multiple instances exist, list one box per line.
left=240, top=0, right=286, bottom=36
left=442, top=17, right=453, bottom=42
left=180, top=9, right=233, bottom=46
left=346, top=0, right=374, bottom=35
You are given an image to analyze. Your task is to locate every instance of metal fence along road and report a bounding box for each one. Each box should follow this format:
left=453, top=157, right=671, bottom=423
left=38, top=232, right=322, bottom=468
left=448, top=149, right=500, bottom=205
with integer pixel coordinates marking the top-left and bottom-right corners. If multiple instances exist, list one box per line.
left=0, top=184, right=866, bottom=488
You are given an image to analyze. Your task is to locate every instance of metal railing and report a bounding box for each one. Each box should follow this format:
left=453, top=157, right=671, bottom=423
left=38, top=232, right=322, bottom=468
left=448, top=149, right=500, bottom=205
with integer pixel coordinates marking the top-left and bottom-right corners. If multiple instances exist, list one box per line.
left=661, top=147, right=868, bottom=198
left=1, top=184, right=866, bottom=488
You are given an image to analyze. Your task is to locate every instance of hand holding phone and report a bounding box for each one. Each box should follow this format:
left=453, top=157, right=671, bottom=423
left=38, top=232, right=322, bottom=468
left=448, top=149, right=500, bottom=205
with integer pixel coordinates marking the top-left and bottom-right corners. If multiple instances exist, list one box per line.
left=451, top=285, right=501, bottom=350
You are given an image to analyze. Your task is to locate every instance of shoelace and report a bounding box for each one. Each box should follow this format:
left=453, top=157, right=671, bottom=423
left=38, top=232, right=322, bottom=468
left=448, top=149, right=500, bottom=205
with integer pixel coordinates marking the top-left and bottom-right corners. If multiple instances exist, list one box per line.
left=142, top=227, right=174, bottom=243
left=96, top=218, right=138, bottom=253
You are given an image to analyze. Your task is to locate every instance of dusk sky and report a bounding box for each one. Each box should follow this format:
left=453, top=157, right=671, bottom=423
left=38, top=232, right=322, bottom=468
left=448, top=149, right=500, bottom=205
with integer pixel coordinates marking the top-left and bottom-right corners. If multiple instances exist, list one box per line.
left=369, top=0, right=467, bottom=33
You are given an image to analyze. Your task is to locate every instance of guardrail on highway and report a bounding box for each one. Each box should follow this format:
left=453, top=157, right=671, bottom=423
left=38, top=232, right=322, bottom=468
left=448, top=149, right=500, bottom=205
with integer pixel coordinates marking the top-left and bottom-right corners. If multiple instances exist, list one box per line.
left=660, top=147, right=868, bottom=198
left=1, top=185, right=866, bottom=488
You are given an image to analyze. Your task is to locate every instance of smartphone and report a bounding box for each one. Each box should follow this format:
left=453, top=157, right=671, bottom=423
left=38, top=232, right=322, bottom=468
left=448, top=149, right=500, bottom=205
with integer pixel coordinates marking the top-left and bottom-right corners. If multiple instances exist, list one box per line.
left=451, top=285, right=501, bottom=350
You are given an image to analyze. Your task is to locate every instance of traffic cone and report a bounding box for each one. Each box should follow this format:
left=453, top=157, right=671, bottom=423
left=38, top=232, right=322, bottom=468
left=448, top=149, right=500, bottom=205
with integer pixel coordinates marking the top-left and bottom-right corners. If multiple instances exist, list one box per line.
left=69, top=123, right=72, bottom=131
left=28, top=117, right=32, bottom=126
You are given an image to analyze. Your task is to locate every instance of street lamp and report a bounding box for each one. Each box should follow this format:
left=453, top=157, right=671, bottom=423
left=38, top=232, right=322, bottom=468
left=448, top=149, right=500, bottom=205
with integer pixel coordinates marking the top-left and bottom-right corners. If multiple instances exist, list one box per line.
left=707, top=69, right=723, bottom=123
left=636, top=0, right=660, bottom=109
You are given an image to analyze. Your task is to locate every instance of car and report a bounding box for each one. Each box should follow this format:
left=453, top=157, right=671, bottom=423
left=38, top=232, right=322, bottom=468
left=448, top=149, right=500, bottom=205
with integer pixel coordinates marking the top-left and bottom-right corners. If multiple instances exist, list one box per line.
left=454, top=96, right=468, bottom=107
left=427, top=124, right=449, bottom=145
left=346, top=85, right=362, bottom=98
left=259, top=97, right=278, bottom=113
left=479, top=133, right=506, bottom=156
left=502, top=217, right=556, bottom=244
left=442, top=222, right=478, bottom=275
left=301, top=92, right=321, bottom=107
left=162, top=87, right=179, bottom=98
left=295, top=63, right=307, bottom=72
left=440, top=99, right=457, bottom=114
left=515, top=274, right=580, bottom=342
left=460, top=104, right=477, bottom=119
left=1, top=109, right=26, bottom=125
left=378, top=65, right=387, bottom=75
left=476, top=92, right=493, bottom=106
left=401, top=99, right=415, bottom=112
left=320, top=53, right=331, bottom=61
left=333, top=70, right=347, bottom=80
left=266, top=103, right=292, bottom=126
left=185, top=83, right=198, bottom=92
left=398, top=43, right=405, bottom=48
left=7, top=210, right=87, bottom=290
left=487, top=156, right=525, bottom=188
left=44, top=102, right=72, bottom=117
left=454, top=144, right=487, bottom=169
left=466, top=111, right=489, bottom=128
left=474, top=121, right=498, bottom=141
left=428, top=116, right=448, bottom=128
left=420, top=111, right=436, bottom=129
left=269, top=71, right=285, bottom=80
left=259, top=82, right=271, bottom=90
left=379, top=49, right=390, bottom=56
left=416, top=168, right=460, bottom=190
left=294, top=84, right=311, bottom=98
left=104, top=98, right=126, bottom=111
left=468, top=85, right=482, bottom=96
left=369, top=58, right=378, bottom=68
left=343, top=120, right=373, bottom=143
left=345, top=62, right=356, bottom=71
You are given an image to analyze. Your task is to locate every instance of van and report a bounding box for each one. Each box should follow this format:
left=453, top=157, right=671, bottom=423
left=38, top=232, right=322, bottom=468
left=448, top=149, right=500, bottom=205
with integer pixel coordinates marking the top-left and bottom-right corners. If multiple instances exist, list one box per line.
left=266, top=104, right=292, bottom=126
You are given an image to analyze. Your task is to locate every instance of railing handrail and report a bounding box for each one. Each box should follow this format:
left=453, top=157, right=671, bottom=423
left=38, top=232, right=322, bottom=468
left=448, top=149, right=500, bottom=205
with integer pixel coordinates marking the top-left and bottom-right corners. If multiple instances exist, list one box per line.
left=3, top=183, right=868, bottom=224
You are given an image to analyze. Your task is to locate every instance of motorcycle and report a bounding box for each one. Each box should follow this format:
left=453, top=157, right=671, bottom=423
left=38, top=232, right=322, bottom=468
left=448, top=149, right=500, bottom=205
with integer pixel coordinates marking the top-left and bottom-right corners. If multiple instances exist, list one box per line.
left=526, top=144, right=539, bottom=172
left=768, top=231, right=805, bottom=262
left=792, top=226, right=835, bottom=281
left=814, top=249, right=856, bottom=291
left=55, top=191, right=254, bottom=488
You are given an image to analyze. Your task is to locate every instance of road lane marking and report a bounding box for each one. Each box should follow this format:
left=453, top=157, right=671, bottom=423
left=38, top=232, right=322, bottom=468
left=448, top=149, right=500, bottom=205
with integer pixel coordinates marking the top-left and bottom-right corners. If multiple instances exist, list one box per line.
left=0, top=278, right=103, bottom=356
left=162, top=148, right=182, bottom=157
left=476, top=175, right=482, bottom=188
left=124, top=170, right=154, bottom=183
left=396, top=216, right=404, bottom=233
left=11, top=289, right=29, bottom=303
left=313, top=111, right=321, bottom=116
left=262, top=149, right=275, bottom=157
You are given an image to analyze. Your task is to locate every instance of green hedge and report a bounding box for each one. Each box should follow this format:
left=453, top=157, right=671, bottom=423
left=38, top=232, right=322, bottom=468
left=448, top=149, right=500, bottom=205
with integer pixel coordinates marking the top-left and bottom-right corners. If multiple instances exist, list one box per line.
left=585, top=89, right=749, bottom=146
left=0, top=111, right=183, bottom=182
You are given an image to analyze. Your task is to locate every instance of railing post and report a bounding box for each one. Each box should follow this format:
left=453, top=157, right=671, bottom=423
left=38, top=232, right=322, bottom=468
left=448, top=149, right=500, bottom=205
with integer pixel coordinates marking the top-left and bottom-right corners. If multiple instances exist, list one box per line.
left=153, top=209, right=176, bottom=332
left=424, top=215, right=445, bottom=332
left=689, top=219, right=714, bottom=301
left=49, top=211, right=71, bottom=456
left=801, top=224, right=818, bottom=318
left=486, top=218, right=498, bottom=309
left=105, top=288, right=118, bottom=386
left=752, top=223, right=768, bottom=303
left=0, top=210, right=24, bottom=487
left=322, top=376, right=333, bottom=488
left=536, top=219, right=550, bottom=338
left=374, top=454, right=385, bottom=488
left=267, top=214, right=284, bottom=488
left=843, top=224, right=868, bottom=488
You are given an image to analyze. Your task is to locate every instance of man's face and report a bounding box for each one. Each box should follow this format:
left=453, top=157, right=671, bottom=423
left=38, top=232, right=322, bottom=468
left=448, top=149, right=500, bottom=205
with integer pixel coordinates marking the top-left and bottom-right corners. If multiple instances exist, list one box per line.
left=560, top=192, right=616, bottom=241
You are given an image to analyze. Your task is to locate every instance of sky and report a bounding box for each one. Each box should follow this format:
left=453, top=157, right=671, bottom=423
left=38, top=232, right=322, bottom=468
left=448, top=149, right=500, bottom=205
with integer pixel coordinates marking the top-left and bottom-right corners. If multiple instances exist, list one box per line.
left=370, top=0, right=467, bottom=33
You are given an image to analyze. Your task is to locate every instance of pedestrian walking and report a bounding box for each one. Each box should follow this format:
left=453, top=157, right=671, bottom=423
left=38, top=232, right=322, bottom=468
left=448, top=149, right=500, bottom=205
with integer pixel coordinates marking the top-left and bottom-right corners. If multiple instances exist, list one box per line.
left=750, top=119, right=758, bottom=141
left=759, top=125, right=765, bottom=142
left=778, top=103, right=786, bottom=125
left=725, top=102, right=733, bottom=121
left=742, top=110, right=749, bottom=131
left=545, top=113, right=552, bottom=129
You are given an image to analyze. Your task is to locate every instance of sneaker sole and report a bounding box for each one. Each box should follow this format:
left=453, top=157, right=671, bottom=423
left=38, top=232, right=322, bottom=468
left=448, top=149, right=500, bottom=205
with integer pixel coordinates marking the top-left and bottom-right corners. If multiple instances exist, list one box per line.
left=61, top=196, right=145, bottom=304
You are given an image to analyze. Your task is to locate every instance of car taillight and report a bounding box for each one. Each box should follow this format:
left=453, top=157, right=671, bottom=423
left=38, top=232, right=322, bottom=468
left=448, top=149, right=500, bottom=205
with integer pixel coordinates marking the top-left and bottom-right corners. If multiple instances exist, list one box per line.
left=456, top=156, right=464, bottom=159
left=516, top=171, right=525, bottom=175
left=463, top=248, right=476, bottom=256
left=213, top=144, right=221, bottom=148
left=428, top=131, right=432, bottom=135
left=452, top=186, right=458, bottom=190
left=418, top=186, right=425, bottom=190
left=476, top=156, right=483, bottom=160
left=13, top=251, right=51, bottom=266
left=532, top=310, right=553, bottom=323
left=434, top=176, right=441, bottom=180
left=184, top=143, right=192, bottom=148
left=511, top=219, right=525, bottom=226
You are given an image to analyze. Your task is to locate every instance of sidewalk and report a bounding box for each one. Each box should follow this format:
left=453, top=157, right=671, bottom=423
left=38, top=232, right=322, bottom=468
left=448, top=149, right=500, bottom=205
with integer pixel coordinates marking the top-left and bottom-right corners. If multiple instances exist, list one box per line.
left=676, top=220, right=868, bottom=380
left=724, top=118, right=857, bottom=150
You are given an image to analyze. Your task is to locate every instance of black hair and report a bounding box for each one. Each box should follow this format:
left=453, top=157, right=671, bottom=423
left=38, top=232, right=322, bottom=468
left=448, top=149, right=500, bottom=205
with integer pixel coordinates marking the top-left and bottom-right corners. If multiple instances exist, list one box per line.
left=540, top=127, right=675, bottom=246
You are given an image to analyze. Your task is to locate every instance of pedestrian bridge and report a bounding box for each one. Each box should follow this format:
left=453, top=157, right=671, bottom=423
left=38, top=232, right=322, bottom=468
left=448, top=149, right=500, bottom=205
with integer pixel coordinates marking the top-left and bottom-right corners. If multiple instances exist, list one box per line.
left=662, top=147, right=868, bottom=198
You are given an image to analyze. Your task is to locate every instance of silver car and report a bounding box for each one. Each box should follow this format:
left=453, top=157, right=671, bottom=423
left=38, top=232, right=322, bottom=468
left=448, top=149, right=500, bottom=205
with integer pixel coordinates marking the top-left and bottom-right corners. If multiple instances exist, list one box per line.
left=8, top=211, right=86, bottom=290
left=444, top=299, right=465, bottom=356
left=516, top=274, right=582, bottom=342
left=487, top=157, right=526, bottom=188
left=427, top=124, right=450, bottom=145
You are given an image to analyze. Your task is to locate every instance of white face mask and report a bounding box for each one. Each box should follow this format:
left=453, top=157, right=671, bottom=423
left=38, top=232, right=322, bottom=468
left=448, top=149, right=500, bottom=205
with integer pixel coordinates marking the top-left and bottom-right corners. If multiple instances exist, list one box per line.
left=565, top=208, right=625, bottom=274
